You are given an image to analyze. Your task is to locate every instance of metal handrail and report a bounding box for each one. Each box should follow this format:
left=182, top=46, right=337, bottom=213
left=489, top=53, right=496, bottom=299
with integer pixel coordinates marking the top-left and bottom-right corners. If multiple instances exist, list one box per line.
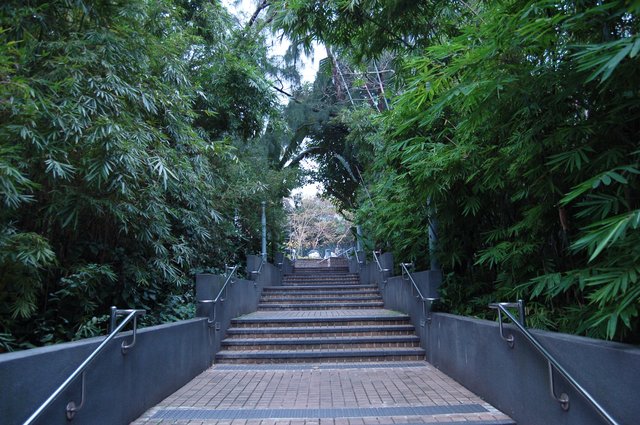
left=372, top=250, right=390, bottom=273
left=24, top=307, right=146, bottom=424
left=489, top=301, right=620, bottom=425
left=400, top=263, right=427, bottom=300
left=354, top=249, right=362, bottom=264
left=250, top=256, right=265, bottom=276
left=372, top=250, right=390, bottom=288
left=339, top=247, right=354, bottom=258
left=341, top=247, right=363, bottom=264
left=401, top=263, right=439, bottom=324
left=198, top=265, right=239, bottom=327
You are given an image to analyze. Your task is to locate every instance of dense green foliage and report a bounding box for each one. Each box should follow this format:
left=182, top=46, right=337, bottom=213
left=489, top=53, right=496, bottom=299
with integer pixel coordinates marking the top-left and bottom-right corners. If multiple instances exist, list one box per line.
left=0, top=0, right=297, bottom=351
left=2, top=0, right=639, bottom=349
left=269, top=0, right=640, bottom=342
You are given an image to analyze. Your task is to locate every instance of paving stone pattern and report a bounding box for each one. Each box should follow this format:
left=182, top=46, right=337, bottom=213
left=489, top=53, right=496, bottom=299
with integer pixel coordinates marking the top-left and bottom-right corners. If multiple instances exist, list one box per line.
left=132, top=363, right=513, bottom=425
left=132, top=262, right=514, bottom=424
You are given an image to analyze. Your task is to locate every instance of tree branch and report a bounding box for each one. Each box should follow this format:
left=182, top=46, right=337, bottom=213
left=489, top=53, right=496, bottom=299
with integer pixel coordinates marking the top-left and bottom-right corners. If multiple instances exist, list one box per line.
left=246, top=0, right=270, bottom=29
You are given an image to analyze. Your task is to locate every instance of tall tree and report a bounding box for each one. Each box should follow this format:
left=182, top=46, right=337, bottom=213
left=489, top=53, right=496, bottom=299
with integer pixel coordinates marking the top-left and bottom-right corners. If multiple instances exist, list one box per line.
left=270, top=0, right=640, bottom=342
left=0, top=0, right=297, bottom=351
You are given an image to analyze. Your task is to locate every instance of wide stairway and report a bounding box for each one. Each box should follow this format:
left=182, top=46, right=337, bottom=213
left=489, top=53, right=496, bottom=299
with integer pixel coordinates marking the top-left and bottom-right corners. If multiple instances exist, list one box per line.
left=134, top=259, right=515, bottom=425
left=216, top=260, right=426, bottom=363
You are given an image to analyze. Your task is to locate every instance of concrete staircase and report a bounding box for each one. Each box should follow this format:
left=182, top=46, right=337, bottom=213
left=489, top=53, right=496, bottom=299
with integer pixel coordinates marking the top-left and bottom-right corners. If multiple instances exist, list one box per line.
left=216, top=261, right=425, bottom=363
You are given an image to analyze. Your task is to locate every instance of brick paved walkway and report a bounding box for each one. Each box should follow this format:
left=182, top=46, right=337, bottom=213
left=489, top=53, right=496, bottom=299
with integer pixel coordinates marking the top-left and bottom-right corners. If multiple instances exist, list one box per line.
left=132, top=362, right=514, bottom=425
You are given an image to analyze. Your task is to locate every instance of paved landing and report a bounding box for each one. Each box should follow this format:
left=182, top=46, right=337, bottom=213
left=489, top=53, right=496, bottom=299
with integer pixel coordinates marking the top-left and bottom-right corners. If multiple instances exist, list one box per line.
left=132, top=362, right=513, bottom=425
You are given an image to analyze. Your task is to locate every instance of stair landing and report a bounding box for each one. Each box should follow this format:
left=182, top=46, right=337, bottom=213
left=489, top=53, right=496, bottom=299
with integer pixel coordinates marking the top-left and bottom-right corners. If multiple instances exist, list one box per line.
left=132, top=362, right=514, bottom=425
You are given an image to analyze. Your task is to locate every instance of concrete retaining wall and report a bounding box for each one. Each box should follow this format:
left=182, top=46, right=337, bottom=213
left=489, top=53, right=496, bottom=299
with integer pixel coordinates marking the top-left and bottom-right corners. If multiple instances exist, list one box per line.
left=427, top=313, right=640, bottom=425
left=0, top=318, right=211, bottom=425
left=365, top=251, right=639, bottom=425
left=1, top=256, right=282, bottom=425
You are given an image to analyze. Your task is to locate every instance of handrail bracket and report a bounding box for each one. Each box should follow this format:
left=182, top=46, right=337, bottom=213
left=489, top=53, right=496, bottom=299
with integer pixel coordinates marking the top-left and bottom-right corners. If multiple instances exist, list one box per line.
left=496, top=308, right=515, bottom=348
left=65, top=371, right=85, bottom=420
left=548, top=360, right=570, bottom=411
left=109, top=307, right=146, bottom=354
left=489, top=300, right=526, bottom=349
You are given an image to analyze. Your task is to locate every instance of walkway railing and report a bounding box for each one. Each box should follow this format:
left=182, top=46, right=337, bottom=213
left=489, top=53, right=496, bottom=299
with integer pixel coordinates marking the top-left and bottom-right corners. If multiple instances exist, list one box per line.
left=400, top=263, right=438, bottom=324
left=372, top=250, right=389, bottom=273
left=489, top=301, right=620, bottom=425
left=372, top=250, right=390, bottom=286
left=353, top=248, right=362, bottom=265
left=250, top=256, right=266, bottom=277
left=337, top=246, right=363, bottom=265
left=198, top=265, right=239, bottom=328
left=24, top=307, right=146, bottom=424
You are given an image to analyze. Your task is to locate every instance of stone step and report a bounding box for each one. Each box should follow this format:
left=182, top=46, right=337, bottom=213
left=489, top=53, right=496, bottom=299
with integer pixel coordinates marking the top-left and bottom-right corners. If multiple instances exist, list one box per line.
left=281, top=285, right=362, bottom=288
left=291, top=268, right=350, bottom=272
left=231, top=314, right=410, bottom=328
left=257, top=302, right=385, bottom=310
left=284, top=274, right=358, bottom=278
left=282, top=282, right=360, bottom=288
left=262, top=292, right=379, bottom=299
left=215, top=347, right=426, bottom=363
left=282, top=276, right=360, bottom=283
left=263, top=285, right=377, bottom=292
left=282, top=280, right=361, bottom=284
left=225, top=324, right=417, bottom=338
left=221, top=335, right=421, bottom=350
left=281, top=282, right=361, bottom=286
left=262, top=290, right=379, bottom=297
left=284, top=274, right=358, bottom=277
left=260, top=295, right=382, bottom=302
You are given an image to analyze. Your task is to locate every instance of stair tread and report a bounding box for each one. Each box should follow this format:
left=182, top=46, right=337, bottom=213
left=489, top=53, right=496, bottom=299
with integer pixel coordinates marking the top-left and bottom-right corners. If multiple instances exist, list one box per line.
left=264, top=285, right=378, bottom=292
left=223, top=335, right=420, bottom=343
left=234, top=310, right=408, bottom=320
left=261, top=295, right=380, bottom=298
left=217, top=347, right=426, bottom=358
left=263, top=288, right=376, bottom=292
left=258, top=300, right=384, bottom=307
left=227, top=324, right=416, bottom=334
left=261, top=297, right=382, bottom=302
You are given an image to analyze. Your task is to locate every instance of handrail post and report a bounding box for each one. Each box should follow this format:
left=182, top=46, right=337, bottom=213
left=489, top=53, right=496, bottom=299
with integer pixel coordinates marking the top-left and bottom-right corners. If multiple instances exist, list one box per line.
left=517, top=299, right=526, bottom=327
left=109, top=308, right=147, bottom=354
left=197, top=265, right=239, bottom=329
left=424, top=297, right=439, bottom=325
left=372, top=250, right=390, bottom=288
left=109, top=305, right=117, bottom=333
left=250, top=256, right=265, bottom=280
left=400, top=262, right=440, bottom=326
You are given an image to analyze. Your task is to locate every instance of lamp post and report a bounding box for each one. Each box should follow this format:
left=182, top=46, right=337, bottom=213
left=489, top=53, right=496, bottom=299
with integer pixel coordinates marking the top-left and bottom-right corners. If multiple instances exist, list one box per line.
left=261, top=201, right=267, bottom=261
left=427, top=198, right=440, bottom=271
